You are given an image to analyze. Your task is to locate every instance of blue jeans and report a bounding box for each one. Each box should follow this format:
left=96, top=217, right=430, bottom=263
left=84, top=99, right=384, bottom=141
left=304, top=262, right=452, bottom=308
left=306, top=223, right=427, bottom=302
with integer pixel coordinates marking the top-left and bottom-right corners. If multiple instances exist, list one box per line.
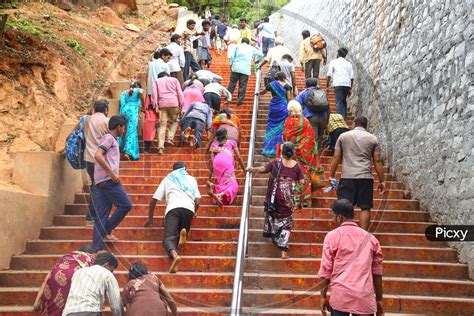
left=92, top=180, right=132, bottom=251
left=334, top=86, right=351, bottom=118
left=183, top=51, right=201, bottom=81
left=262, top=37, right=275, bottom=56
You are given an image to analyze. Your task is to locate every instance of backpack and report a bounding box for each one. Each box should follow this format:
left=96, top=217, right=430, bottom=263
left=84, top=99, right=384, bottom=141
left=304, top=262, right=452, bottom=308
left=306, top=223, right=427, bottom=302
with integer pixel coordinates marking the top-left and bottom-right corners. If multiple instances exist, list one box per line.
left=264, top=62, right=281, bottom=86
left=305, top=88, right=329, bottom=113
left=65, top=115, right=87, bottom=169
left=310, top=33, right=326, bottom=52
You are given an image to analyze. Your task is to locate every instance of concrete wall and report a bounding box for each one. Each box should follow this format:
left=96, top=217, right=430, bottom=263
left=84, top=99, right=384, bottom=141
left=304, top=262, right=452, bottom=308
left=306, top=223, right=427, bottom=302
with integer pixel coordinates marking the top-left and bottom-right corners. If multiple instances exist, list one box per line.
left=0, top=130, right=86, bottom=269
left=271, top=0, right=473, bottom=277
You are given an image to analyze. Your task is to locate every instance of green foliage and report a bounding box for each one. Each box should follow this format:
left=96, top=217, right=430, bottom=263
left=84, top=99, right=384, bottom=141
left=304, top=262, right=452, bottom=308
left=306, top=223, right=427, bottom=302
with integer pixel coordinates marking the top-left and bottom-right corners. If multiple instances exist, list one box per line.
left=6, top=131, right=17, bottom=145
left=6, top=13, right=44, bottom=37
left=66, top=38, right=85, bottom=54
left=92, top=74, right=106, bottom=88
left=167, top=0, right=289, bottom=25
left=100, top=26, right=113, bottom=36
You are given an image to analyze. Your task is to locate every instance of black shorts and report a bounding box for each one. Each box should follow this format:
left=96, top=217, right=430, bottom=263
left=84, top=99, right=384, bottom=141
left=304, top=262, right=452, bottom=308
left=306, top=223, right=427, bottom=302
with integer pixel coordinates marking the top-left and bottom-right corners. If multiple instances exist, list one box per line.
left=337, top=178, right=374, bottom=210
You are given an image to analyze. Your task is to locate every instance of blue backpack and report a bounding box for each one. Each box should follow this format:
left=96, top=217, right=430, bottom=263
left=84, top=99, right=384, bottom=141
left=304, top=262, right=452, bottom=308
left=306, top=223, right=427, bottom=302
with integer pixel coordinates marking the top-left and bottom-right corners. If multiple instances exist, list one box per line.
left=66, top=115, right=87, bottom=169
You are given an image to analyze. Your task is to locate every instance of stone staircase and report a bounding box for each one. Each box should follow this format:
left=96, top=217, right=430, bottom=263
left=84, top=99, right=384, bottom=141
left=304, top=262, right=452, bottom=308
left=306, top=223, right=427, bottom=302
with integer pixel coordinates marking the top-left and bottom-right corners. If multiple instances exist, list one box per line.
left=0, top=52, right=252, bottom=315
left=239, top=70, right=474, bottom=314
left=0, top=51, right=473, bottom=316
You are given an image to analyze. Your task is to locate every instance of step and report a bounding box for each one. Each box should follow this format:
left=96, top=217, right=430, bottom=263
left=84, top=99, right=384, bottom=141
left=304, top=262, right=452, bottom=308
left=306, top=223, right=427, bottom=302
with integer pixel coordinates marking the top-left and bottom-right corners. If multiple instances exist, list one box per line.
left=242, top=273, right=474, bottom=297
left=21, top=239, right=458, bottom=263
left=64, top=204, right=427, bottom=221
left=73, top=193, right=419, bottom=210
left=244, top=257, right=469, bottom=279
left=10, top=255, right=236, bottom=272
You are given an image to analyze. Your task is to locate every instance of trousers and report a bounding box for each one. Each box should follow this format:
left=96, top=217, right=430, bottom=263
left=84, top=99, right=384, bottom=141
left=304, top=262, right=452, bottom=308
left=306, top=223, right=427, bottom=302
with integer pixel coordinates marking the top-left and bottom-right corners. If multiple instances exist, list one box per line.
left=204, top=92, right=222, bottom=113
left=163, top=207, right=194, bottom=260
left=158, top=106, right=179, bottom=149
left=228, top=72, right=249, bottom=104
left=86, top=162, right=99, bottom=221
left=304, top=59, right=321, bottom=79
left=334, top=86, right=351, bottom=118
left=92, top=180, right=132, bottom=251
left=183, top=51, right=201, bottom=81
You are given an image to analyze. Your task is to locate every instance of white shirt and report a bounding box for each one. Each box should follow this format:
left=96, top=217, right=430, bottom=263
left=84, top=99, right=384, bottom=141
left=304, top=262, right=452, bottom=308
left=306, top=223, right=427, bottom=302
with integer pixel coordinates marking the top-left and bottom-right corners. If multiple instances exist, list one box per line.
left=224, top=27, right=241, bottom=43
left=195, top=69, right=222, bottom=82
left=327, top=57, right=354, bottom=87
left=147, top=58, right=170, bottom=95
left=165, top=42, right=185, bottom=73
left=265, top=45, right=292, bottom=65
left=204, top=82, right=232, bottom=101
left=62, top=265, right=123, bottom=316
left=153, top=176, right=201, bottom=214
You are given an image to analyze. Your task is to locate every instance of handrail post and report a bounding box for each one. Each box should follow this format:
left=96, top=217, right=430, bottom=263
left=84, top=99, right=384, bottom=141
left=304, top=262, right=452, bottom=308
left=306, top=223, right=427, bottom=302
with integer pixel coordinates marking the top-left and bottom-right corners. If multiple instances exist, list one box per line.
left=230, top=69, right=261, bottom=316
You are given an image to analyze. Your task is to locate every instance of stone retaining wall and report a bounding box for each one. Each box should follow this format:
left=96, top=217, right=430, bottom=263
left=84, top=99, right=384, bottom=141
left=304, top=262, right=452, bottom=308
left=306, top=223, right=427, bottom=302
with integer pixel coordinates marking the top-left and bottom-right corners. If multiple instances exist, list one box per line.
left=272, top=0, right=473, bottom=277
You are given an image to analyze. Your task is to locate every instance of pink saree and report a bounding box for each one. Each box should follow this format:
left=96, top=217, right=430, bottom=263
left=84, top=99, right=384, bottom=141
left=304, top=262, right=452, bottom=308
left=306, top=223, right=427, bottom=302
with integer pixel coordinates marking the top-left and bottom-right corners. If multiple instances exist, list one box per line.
left=210, top=140, right=239, bottom=205
left=183, top=87, right=205, bottom=113
left=143, top=96, right=157, bottom=141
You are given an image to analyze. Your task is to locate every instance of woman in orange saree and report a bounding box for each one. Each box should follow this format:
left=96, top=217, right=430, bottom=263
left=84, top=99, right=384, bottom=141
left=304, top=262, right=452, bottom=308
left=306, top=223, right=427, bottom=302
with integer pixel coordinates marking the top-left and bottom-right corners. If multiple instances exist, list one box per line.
left=279, top=100, right=324, bottom=206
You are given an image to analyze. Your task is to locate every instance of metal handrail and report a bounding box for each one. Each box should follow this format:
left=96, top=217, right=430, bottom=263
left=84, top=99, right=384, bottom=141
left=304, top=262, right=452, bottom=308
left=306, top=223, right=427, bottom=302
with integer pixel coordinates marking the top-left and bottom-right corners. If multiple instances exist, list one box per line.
left=230, top=68, right=261, bottom=315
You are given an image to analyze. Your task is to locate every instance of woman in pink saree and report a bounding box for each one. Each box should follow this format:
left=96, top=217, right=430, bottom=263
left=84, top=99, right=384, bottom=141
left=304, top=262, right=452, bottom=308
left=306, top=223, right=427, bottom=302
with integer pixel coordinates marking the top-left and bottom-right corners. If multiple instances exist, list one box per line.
left=207, top=128, right=246, bottom=207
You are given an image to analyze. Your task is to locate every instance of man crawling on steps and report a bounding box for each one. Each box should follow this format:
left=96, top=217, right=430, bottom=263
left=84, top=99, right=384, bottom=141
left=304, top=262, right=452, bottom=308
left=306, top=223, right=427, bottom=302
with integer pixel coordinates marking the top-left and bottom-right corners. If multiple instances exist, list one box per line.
left=145, top=161, right=201, bottom=273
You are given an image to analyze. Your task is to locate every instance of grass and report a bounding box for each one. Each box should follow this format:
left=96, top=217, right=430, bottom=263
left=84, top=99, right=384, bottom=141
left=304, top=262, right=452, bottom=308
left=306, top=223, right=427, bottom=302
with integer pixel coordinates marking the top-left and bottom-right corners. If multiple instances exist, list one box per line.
left=100, top=26, right=112, bottom=36
left=6, top=132, right=17, bottom=145
left=92, top=74, right=106, bottom=88
left=65, top=38, right=85, bottom=54
left=6, top=13, right=44, bottom=37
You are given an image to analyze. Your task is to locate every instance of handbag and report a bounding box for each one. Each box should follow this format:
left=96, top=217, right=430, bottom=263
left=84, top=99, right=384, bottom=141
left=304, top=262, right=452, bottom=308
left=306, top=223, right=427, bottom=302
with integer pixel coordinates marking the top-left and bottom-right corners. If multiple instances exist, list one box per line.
left=264, top=159, right=282, bottom=213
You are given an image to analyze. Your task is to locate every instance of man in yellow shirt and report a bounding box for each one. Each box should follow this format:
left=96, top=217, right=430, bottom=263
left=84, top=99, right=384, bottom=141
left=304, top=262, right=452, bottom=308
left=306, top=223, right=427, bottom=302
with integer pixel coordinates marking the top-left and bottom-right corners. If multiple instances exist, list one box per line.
left=299, top=30, right=326, bottom=79
left=239, top=18, right=252, bottom=43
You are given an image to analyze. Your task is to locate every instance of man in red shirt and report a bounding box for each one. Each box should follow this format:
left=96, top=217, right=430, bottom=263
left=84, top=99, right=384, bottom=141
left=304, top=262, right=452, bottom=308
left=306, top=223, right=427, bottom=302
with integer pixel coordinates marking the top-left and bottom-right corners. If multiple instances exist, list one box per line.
left=319, top=199, right=384, bottom=316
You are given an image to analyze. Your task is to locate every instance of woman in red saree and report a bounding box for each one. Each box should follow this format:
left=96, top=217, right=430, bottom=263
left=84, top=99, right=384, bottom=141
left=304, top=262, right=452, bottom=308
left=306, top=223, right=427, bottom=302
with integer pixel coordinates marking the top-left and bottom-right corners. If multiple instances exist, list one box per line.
left=33, top=246, right=95, bottom=316
left=278, top=100, right=324, bottom=206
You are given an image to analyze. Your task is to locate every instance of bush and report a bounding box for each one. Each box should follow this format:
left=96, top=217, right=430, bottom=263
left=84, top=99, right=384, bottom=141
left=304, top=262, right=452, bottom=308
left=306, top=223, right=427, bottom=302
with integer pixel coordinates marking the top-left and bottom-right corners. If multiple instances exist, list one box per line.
left=66, top=39, right=85, bottom=54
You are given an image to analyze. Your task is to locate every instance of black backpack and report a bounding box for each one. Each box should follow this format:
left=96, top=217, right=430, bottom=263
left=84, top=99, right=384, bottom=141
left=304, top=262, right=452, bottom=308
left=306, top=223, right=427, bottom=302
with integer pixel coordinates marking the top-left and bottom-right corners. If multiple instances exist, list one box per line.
left=305, top=88, right=329, bottom=113
left=264, top=63, right=281, bottom=86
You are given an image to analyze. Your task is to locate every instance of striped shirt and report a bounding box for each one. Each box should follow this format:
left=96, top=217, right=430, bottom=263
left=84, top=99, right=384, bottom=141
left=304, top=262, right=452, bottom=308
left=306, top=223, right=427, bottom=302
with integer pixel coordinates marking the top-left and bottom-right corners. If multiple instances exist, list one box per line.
left=62, top=265, right=123, bottom=316
left=94, top=133, right=120, bottom=184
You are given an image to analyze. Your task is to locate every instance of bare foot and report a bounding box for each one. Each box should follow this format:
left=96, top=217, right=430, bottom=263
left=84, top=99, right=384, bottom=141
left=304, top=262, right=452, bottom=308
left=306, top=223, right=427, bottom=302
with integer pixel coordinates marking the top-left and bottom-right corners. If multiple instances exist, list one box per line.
left=281, top=251, right=289, bottom=259
left=169, top=253, right=182, bottom=273
left=178, top=228, right=187, bottom=248
left=214, top=193, right=223, bottom=208
left=105, top=234, right=119, bottom=242
left=189, top=135, right=196, bottom=148
left=206, top=181, right=215, bottom=197
left=183, top=127, right=192, bottom=142
left=123, top=154, right=131, bottom=161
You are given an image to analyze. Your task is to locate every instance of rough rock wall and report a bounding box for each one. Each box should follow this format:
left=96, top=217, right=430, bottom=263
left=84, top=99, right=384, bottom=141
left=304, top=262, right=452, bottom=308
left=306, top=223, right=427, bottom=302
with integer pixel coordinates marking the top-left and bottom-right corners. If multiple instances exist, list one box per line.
left=272, top=0, right=473, bottom=277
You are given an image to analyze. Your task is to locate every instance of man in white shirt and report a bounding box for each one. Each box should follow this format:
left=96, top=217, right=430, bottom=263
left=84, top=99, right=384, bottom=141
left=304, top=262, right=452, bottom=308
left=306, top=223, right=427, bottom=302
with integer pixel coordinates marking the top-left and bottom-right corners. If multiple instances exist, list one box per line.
left=327, top=47, right=354, bottom=118
left=147, top=49, right=171, bottom=97
left=257, top=17, right=277, bottom=56
left=62, top=252, right=123, bottom=316
left=203, top=79, right=232, bottom=113
left=145, top=162, right=201, bottom=273
left=258, top=37, right=291, bottom=69
left=165, top=34, right=185, bottom=88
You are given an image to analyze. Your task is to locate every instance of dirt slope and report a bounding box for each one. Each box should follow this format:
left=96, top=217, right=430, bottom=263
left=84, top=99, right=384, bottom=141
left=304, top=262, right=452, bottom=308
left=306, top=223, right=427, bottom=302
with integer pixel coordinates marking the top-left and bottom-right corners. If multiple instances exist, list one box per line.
left=0, top=3, right=176, bottom=184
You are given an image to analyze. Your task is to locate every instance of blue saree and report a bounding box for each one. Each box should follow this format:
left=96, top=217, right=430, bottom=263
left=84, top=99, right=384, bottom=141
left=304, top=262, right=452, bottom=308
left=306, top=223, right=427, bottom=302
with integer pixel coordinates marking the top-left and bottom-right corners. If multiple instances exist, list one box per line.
left=118, top=88, right=142, bottom=160
left=262, top=81, right=289, bottom=157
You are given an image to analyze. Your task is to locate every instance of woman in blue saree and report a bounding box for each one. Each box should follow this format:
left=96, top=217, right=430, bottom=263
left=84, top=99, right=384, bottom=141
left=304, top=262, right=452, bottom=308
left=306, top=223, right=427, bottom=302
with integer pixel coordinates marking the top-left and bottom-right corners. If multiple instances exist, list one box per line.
left=255, top=72, right=293, bottom=157
left=119, top=81, right=145, bottom=160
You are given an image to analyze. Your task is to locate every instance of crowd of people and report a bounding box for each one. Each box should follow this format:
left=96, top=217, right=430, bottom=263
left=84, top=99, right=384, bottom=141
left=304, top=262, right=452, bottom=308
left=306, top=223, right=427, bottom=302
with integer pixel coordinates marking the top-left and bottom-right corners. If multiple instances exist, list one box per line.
left=56, top=13, right=386, bottom=316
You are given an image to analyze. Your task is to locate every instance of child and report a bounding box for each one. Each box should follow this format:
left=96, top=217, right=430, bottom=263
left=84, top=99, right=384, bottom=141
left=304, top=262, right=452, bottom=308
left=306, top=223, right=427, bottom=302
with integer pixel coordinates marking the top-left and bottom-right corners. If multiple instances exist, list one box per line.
left=91, top=115, right=133, bottom=252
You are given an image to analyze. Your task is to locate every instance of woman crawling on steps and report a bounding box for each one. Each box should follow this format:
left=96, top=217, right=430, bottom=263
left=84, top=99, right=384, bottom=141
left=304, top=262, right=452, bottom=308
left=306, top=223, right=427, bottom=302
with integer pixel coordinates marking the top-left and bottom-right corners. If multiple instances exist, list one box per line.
left=206, top=128, right=246, bottom=207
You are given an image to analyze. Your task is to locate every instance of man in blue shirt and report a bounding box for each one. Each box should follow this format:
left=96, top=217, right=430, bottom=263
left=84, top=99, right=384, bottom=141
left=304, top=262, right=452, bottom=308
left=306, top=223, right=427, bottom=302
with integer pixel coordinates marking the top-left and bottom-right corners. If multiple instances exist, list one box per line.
left=257, top=17, right=277, bottom=56
left=227, top=38, right=263, bottom=105
left=296, top=78, right=329, bottom=149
